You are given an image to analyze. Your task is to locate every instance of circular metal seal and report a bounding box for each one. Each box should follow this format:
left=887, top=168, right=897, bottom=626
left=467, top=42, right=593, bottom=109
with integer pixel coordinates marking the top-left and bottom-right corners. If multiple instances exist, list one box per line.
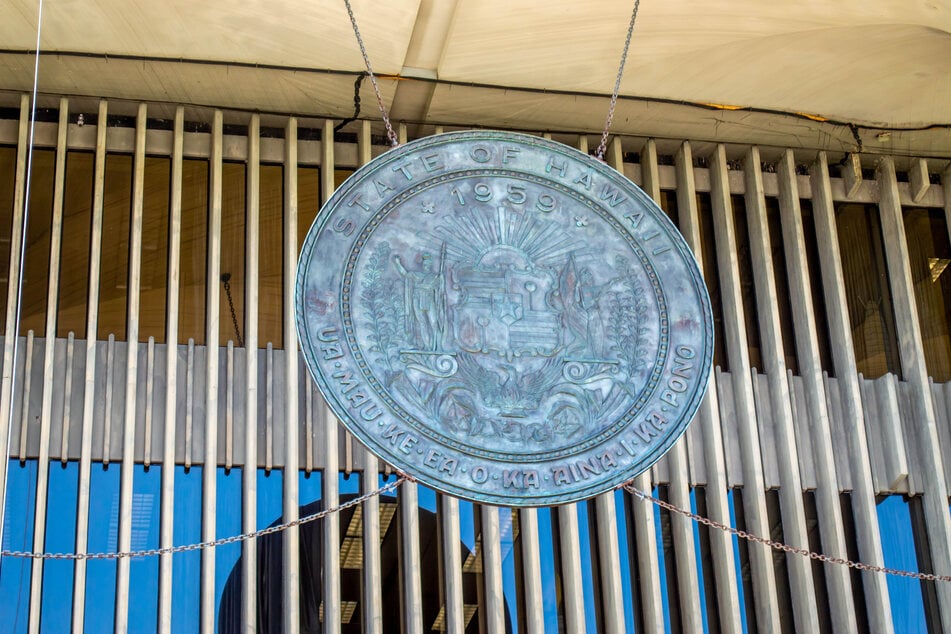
left=297, top=130, right=712, bottom=506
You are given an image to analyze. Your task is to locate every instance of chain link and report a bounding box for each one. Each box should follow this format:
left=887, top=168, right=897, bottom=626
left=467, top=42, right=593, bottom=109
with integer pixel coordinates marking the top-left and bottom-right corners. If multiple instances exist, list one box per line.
left=6, top=474, right=947, bottom=584
left=595, top=0, right=641, bottom=161
left=624, top=484, right=951, bottom=584
left=0, top=476, right=408, bottom=561
left=342, top=0, right=399, bottom=148
left=342, top=0, right=639, bottom=154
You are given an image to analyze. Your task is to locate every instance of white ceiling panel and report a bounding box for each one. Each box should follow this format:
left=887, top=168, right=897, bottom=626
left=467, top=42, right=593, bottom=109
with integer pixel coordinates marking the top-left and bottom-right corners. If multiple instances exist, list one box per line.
left=0, top=0, right=421, bottom=73
left=439, top=0, right=951, bottom=126
left=0, top=0, right=948, bottom=152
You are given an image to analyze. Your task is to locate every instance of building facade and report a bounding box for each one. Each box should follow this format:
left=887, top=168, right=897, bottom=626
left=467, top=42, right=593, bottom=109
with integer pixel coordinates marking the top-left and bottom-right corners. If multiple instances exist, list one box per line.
left=1, top=4, right=951, bottom=634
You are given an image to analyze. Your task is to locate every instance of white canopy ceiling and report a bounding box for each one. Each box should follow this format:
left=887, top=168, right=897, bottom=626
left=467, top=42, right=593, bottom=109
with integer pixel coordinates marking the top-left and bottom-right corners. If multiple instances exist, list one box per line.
left=1, top=0, right=950, bottom=154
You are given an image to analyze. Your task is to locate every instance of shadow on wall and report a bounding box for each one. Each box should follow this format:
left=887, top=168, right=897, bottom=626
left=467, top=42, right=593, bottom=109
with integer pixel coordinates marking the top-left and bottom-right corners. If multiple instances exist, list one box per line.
left=218, top=493, right=512, bottom=633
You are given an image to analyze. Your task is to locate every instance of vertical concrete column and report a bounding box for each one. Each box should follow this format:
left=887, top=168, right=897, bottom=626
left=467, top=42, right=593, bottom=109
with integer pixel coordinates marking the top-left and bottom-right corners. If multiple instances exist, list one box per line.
left=637, top=138, right=703, bottom=633
left=672, top=140, right=742, bottom=634
left=592, top=138, right=635, bottom=634
left=707, top=144, right=781, bottom=633
left=200, top=110, right=224, bottom=634
left=158, top=105, right=185, bottom=633
left=775, top=149, right=858, bottom=633
left=320, top=118, right=342, bottom=634
left=809, top=151, right=893, bottom=632
left=283, top=116, right=301, bottom=634
left=27, top=98, right=69, bottom=634
left=356, top=120, right=383, bottom=634
left=72, top=99, right=109, bottom=633
left=442, top=496, right=466, bottom=633
left=877, top=156, right=951, bottom=632
left=115, top=102, right=148, bottom=634
left=518, top=507, right=545, bottom=634
left=742, top=148, right=819, bottom=632
left=240, top=112, right=261, bottom=634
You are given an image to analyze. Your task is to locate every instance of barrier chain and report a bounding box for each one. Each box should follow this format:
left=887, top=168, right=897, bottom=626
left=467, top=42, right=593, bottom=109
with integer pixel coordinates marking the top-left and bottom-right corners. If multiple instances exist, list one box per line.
left=0, top=475, right=408, bottom=561
left=5, top=472, right=949, bottom=586
left=625, top=484, right=951, bottom=584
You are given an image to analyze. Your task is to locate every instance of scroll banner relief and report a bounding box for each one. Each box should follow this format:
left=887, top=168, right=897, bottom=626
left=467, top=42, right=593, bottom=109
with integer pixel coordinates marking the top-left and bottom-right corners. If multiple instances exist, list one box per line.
left=296, top=131, right=713, bottom=506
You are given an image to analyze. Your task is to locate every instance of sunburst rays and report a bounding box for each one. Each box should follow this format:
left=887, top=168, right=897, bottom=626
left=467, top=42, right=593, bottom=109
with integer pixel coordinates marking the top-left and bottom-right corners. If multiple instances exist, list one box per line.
left=431, top=205, right=589, bottom=268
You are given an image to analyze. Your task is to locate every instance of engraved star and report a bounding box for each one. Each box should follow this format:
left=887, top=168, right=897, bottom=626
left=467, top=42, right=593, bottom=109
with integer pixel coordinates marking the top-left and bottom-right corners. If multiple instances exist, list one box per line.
left=574, top=215, right=588, bottom=227
left=420, top=201, right=435, bottom=214
left=497, top=297, right=520, bottom=321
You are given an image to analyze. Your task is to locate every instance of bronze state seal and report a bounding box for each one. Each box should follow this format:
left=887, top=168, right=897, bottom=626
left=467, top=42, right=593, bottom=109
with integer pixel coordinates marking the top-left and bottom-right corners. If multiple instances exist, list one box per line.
left=297, top=131, right=712, bottom=506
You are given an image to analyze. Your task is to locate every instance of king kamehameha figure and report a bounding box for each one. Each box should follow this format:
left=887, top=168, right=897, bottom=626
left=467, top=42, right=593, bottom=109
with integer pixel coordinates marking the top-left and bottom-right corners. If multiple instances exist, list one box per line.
left=360, top=204, right=651, bottom=449
left=393, top=243, right=449, bottom=352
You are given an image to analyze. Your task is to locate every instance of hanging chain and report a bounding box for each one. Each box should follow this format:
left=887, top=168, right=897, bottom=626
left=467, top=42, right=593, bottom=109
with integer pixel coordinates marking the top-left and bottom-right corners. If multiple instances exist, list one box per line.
left=220, top=273, right=244, bottom=348
left=342, top=0, right=399, bottom=147
left=0, top=476, right=408, bottom=561
left=341, top=0, right=638, bottom=153
left=625, top=484, right=951, bottom=584
left=595, top=0, right=641, bottom=161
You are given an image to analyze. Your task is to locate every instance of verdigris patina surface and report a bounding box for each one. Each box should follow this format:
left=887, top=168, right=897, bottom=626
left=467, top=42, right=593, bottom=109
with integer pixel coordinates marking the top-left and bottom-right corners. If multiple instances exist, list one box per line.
left=297, top=131, right=712, bottom=506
